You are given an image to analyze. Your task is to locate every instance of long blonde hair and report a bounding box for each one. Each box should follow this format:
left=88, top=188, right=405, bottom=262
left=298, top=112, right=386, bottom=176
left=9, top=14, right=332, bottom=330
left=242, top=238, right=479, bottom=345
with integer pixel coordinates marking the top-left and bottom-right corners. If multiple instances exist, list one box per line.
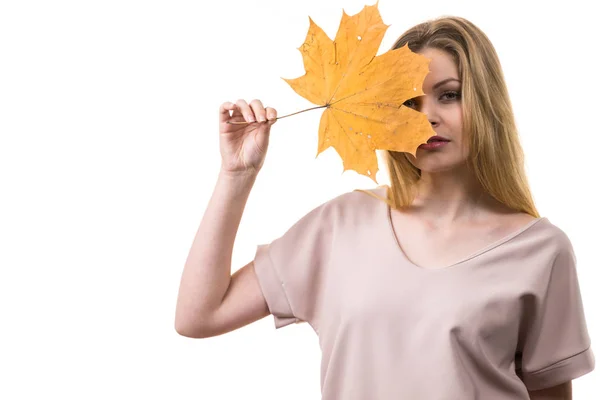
left=360, top=16, right=539, bottom=218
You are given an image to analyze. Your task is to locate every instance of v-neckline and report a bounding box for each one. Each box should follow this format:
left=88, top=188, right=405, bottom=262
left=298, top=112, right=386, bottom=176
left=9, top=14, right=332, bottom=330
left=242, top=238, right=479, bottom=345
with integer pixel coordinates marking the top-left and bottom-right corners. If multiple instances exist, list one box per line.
left=385, top=201, right=546, bottom=272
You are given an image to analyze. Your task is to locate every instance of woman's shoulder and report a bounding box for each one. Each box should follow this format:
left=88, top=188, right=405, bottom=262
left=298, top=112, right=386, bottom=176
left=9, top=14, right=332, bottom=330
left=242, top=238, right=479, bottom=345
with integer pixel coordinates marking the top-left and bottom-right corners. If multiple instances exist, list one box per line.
left=326, top=184, right=389, bottom=209
left=300, top=185, right=389, bottom=224
left=349, top=184, right=389, bottom=202
left=280, top=186, right=387, bottom=236
left=308, top=185, right=386, bottom=206
left=516, top=214, right=575, bottom=255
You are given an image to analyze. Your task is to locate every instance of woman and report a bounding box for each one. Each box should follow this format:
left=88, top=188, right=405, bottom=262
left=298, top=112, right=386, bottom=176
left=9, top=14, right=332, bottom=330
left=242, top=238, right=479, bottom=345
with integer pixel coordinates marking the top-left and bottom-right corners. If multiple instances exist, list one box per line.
left=175, top=16, right=595, bottom=399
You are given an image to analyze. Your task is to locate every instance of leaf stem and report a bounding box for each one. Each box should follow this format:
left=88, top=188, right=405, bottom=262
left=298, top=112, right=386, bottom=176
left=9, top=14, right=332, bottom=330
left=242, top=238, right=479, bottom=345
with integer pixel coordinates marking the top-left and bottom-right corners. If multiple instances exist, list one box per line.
left=227, top=104, right=328, bottom=125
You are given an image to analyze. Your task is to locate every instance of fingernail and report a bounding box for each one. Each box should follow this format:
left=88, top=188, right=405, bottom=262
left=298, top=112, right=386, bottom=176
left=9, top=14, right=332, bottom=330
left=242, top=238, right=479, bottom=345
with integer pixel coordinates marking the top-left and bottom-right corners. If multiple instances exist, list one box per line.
left=258, top=116, right=266, bottom=122
left=248, top=115, right=255, bottom=122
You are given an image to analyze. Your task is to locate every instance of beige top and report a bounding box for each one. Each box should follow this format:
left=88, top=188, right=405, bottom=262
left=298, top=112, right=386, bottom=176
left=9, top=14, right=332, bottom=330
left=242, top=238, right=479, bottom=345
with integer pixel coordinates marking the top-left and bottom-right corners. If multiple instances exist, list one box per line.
left=253, top=186, right=595, bottom=399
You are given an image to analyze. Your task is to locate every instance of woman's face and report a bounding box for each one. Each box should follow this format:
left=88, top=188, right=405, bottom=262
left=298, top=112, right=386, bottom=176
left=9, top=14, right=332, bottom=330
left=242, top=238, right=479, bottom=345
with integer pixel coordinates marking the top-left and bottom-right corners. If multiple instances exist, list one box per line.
left=403, top=47, right=468, bottom=172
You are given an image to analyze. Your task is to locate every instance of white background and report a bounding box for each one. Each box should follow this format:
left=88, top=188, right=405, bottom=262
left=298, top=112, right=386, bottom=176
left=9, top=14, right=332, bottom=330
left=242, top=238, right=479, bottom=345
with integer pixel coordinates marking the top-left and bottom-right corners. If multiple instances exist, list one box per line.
left=1, top=0, right=598, bottom=398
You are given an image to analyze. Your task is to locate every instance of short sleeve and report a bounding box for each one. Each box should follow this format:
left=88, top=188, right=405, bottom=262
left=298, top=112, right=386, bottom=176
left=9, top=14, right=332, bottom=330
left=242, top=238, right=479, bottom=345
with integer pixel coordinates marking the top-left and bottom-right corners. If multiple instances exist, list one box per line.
left=516, top=234, right=595, bottom=391
left=253, top=199, right=335, bottom=330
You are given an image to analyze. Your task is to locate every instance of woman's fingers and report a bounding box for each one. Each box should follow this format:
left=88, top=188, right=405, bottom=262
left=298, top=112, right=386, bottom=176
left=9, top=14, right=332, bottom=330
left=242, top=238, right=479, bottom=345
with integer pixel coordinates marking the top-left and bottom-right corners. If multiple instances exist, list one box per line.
left=235, top=99, right=255, bottom=123
left=249, top=99, right=266, bottom=122
left=220, top=99, right=276, bottom=125
left=219, top=101, right=236, bottom=123
left=265, top=106, right=277, bottom=121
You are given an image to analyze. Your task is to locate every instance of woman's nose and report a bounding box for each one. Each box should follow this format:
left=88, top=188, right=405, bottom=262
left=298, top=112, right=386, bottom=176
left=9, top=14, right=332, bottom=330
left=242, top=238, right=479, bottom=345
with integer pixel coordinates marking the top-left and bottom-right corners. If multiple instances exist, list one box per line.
left=419, top=100, right=438, bottom=126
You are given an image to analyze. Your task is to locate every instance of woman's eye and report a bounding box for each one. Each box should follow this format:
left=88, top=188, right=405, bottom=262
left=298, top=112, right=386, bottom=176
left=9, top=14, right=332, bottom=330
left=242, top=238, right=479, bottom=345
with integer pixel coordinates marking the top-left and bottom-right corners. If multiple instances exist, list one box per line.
left=403, top=98, right=417, bottom=108
left=441, top=91, right=461, bottom=101
left=403, top=91, right=460, bottom=109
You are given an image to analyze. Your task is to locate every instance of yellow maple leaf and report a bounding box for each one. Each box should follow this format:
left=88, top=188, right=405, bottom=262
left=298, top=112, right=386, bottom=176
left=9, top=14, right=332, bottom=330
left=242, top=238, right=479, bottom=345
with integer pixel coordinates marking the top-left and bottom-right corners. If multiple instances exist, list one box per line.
left=283, top=1, right=435, bottom=182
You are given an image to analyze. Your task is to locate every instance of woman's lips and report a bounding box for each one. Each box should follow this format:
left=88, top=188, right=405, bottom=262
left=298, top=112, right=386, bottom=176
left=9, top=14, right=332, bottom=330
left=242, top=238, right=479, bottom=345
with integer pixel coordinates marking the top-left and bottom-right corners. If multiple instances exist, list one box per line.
left=427, top=135, right=450, bottom=143
left=418, top=140, right=450, bottom=150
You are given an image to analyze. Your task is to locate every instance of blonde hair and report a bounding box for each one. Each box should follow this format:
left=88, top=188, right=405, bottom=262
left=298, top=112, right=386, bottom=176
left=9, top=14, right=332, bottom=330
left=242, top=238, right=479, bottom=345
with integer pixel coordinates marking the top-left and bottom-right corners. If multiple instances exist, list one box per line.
left=359, top=16, right=540, bottom=218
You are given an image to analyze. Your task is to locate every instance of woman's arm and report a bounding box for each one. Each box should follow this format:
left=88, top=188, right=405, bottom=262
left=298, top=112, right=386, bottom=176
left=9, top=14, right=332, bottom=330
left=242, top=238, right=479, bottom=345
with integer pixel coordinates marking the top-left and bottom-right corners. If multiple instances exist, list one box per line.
left=527, top=380, right=572, bottom=400
left=174, top=170, right=258, bottom=336
left=174, top=99, right=276, bottom=337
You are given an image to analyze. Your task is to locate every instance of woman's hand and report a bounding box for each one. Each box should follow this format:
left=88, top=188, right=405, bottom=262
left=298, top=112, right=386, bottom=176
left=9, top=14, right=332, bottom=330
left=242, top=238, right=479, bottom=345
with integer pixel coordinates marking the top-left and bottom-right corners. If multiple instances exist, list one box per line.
left=219, top=99, right=277, bottom=176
